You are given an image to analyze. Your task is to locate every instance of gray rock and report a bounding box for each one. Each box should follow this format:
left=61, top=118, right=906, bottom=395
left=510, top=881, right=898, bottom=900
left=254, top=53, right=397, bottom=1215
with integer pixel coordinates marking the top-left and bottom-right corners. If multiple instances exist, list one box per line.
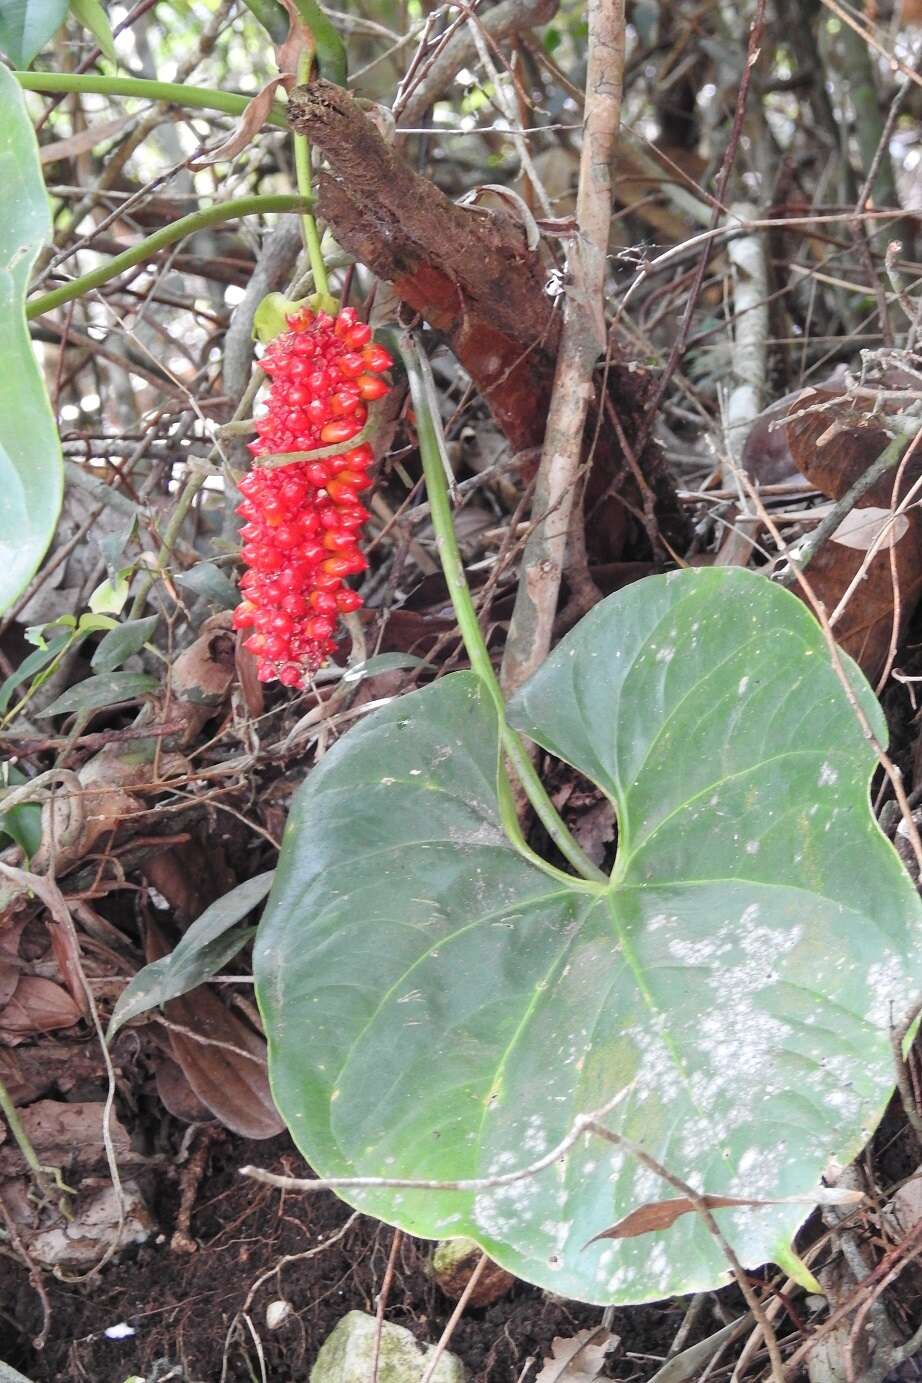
left=310, top=1310, right=466, bottom=1383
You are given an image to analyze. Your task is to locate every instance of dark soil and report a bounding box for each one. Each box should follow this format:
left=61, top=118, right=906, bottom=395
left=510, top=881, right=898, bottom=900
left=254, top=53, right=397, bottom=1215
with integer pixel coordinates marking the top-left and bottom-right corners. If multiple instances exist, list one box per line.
left=0, top=1130, right=689, bottom=1383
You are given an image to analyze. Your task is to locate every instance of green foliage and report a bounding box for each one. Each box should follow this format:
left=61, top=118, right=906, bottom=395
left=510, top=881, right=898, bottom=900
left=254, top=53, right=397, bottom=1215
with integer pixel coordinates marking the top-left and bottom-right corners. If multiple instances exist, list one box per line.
left=91, top=615, right=159, bottom=673
left=40, top=670, right=158, bottom=717
left=0, top=0, right=67, bottom=66
left=108, top=872, right=274, bottom=1037
left=255, top=567, right=922, bottom=1304
left=0, top=66, right=63, bottom=614
left=0, top=764, right=41, bottom=859
left=68, top=0, right=116, bottom=62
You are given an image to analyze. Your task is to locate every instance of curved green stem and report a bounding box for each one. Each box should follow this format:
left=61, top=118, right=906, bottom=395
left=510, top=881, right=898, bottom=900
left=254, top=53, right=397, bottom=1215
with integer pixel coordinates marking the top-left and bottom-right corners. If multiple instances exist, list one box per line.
left=294, top=51, right=330, bottom=302
left=14, top=71, right=288, bottom=125
left=27, top=194, right=310, bottom=318
left=394, top=331, right=606, bottom=886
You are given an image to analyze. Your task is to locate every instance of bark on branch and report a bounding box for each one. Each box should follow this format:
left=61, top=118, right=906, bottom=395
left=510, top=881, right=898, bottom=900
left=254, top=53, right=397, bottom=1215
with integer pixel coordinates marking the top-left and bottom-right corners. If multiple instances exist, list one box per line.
left=288, top=79, right=558, bottom=451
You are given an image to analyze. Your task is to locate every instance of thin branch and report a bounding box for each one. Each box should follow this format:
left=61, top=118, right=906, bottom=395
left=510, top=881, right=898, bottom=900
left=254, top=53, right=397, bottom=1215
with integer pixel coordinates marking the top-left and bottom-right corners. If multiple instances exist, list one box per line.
left=500, top=0, right=625, bottom=694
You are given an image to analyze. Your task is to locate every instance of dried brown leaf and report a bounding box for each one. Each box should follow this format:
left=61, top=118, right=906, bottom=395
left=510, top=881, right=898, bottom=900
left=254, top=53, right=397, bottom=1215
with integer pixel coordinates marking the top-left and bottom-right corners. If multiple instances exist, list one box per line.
left=535, top=1328, right=620, bottom=1383
left=784, top=390, right=922, bottom=680
left=0, top=1099, right=130, bottom=1176
left=40, top=114, right=132, bottom=165
left=146, top=920, right=283, bottom=1139
left=0, top=975, right=82, bottom=1036
left=190, top=76, right=294, bottom=169
left=584, top=1187, right=864, bottom=1247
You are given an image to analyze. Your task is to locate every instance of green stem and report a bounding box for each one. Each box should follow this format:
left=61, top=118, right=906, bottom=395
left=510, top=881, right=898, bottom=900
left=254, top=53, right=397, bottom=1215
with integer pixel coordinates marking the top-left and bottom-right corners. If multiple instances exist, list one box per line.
left=0, top=1073, right=52, bottom=1203
left=395, top=332, right=606, bottom=886
left=294, top=51, right=330, bottom=301
left=27, top=194, right=310, bottom=319
left=128, top=466, right=211, bottom=620
left=14, top=71, right=288, bottom=125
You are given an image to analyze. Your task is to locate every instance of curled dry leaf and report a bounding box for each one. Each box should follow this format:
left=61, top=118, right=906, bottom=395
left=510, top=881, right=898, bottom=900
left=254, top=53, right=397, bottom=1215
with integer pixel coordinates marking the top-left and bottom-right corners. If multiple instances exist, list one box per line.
left=0, top=975, right=81, bottom=1038
left=535, top=1328, right=621, bottom=1383
left=189, top=76, right=294, bottom=169
left=784, top=388, right=922, bottom=681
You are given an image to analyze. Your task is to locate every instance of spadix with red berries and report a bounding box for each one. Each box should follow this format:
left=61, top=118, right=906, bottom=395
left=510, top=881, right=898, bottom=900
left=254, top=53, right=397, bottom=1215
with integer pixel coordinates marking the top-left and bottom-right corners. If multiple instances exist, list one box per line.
left=232, top=306, right=393, bottom=687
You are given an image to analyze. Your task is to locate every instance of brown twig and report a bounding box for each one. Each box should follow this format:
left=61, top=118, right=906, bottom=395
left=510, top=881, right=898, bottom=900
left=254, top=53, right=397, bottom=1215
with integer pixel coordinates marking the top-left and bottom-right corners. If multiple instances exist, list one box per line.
left=499, top=0, right=626, bottom=694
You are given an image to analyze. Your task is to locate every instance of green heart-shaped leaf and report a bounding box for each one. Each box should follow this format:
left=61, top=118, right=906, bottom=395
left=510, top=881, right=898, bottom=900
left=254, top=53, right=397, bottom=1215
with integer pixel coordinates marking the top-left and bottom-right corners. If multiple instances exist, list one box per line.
left=0, top=66, right=63, bottom=612
left=255, top=567, right=922, bottom=1304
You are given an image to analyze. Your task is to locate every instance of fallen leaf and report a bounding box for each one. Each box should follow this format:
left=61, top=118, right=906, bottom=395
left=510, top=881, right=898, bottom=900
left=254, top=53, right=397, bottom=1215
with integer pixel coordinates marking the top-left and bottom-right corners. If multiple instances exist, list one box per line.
left=0, top=975, right=81, bottom=1037
left=17, top=1180, right=152, bottom=1268
left=584, top=1186, right=865, bottom=1245
left=784, top=389, right=922, bottom=680
left=535, top=1328, right=620, bottom=1383
left=146, top=920, right=283, bottom=1139
left=153, top=1051, right=211, bottom=1123
left=0, top=1100, right=130, bottom=1176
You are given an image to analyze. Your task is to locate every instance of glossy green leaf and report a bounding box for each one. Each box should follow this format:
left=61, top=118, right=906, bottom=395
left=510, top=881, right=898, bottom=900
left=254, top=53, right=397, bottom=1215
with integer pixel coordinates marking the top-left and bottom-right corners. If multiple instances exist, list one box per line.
left=0, top=630, right=69, bottom=714
left=0, top=66, right=62, bottom=609
left=0, top=763, right=41, bottom=859
left=40, top=670, right=157, bottom=716
left=0, top=0, right=67, bottom=64
left=69, top=0, right=116, bottom=62
left=91, top=614, right=158, bottom=673
left=108, top=871, right=273, bottom=1038
left=255, top=567, right=922, bottom=1304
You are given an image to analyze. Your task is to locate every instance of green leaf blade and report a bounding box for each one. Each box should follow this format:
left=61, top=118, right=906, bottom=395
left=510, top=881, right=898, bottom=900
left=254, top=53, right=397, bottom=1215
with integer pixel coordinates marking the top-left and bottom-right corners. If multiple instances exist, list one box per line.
left=256, top=567, right=922, bottom=1305
left=40, top=670, right=158, bottom=716
left=0, top=66, right=62, bottom=611
left=0, top=0, right=68, bottom=65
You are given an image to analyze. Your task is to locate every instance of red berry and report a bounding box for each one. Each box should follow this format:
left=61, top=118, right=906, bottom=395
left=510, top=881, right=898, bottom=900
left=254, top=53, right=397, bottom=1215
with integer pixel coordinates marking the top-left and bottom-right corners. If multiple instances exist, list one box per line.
left=234, top=309, right=390, bottom=685
left=362, top=344, right=393, bottom=372
left=318, top=418, right=360, bottom=445
left=357, top=374, right=389, bottom=401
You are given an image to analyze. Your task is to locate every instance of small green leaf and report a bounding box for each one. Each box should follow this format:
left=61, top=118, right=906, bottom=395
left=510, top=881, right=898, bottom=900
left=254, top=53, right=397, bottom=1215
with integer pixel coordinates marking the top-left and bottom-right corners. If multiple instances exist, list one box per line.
left=76, top=612, right=117, bottom=634
left=253, top=292, right=305, bottom=343
left=174, top=562, right=239, bottom=609
left=0, top=66, right=63, bottom=609
left=0, top=631, right=70, bottom=714
left=40, top=670, right=157, bottom=716
left=91, top=614, right=158, bottom=673
left=69, top=0, right=116, bottom=62
left=108, top=871, right=274, bottom=1037
left=0, top=0, right=68, bottom=64
left=255, top=567, right=922, bottom=1305
left=0, top=763, right=41, bottom=859
left=88, top=568, right=131, bottom=615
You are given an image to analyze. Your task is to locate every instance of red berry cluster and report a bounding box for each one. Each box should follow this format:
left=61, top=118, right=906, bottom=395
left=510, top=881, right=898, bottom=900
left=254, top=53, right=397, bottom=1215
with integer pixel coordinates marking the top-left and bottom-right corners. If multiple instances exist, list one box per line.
left=232, top=306, right=392, bottom=687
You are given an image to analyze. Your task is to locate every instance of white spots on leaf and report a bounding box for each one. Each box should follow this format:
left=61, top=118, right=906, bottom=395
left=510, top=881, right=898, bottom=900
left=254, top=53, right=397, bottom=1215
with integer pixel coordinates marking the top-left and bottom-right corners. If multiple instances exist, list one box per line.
left=866, top=953, right=917, bottom=1027
left=818, top=762, right=838, bottom=787
left=745, top=840, right=760, bottom=856
left=738, top=675, right=750, bottom=696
